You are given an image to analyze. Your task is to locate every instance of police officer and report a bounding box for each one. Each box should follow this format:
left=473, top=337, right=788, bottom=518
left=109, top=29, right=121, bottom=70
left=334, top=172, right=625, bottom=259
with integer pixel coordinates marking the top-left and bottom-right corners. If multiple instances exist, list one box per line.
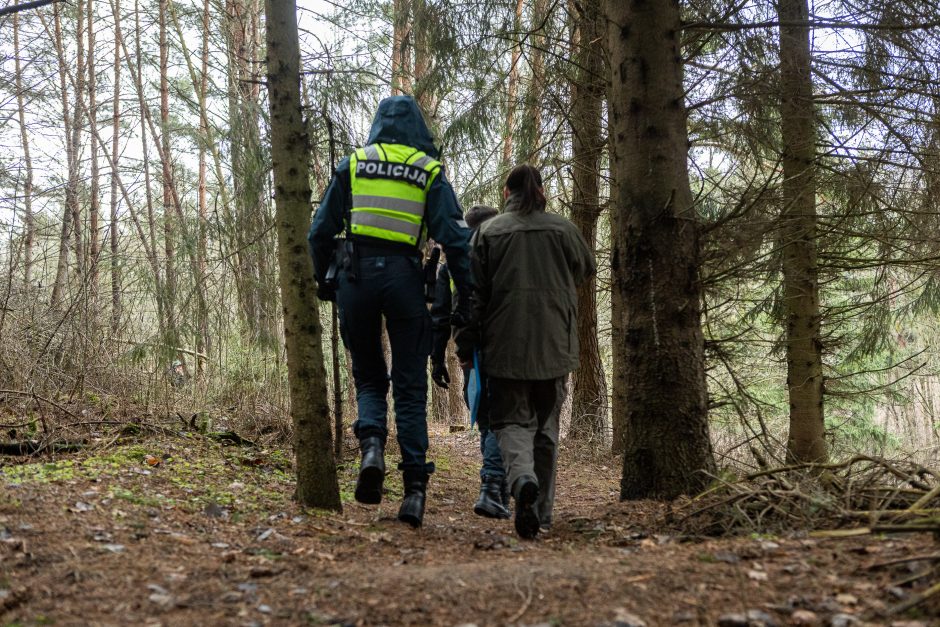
left=308, top=96, right=472, bottom=528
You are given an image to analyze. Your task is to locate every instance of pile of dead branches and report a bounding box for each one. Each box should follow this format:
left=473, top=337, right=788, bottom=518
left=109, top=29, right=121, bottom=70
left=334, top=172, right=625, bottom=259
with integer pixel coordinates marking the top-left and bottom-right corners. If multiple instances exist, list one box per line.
left=671, top=454, right=940, bottom=537
left=669, top=454, right=940, bottom=616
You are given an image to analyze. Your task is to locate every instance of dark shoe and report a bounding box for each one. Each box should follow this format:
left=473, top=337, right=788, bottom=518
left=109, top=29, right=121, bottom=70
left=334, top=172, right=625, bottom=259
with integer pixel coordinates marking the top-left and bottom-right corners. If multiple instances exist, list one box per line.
left=398, top=471, right=428, bottom=528
left=513, top=478, right=540, bottom=540
left=474, top=476, right=510, bottom=519
left=354, top=436, right=385, bottom=504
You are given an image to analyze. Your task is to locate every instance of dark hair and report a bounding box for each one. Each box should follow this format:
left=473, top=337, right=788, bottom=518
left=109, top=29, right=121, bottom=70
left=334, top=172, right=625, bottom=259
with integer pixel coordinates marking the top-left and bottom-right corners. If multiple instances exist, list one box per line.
left=465, top=204, right=498, bottom=229
left=505, top=164, right=546, bottom=215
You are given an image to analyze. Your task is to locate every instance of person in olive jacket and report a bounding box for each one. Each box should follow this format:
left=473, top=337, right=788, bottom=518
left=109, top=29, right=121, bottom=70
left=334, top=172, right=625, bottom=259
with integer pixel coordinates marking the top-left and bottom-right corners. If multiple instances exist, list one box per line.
left=456, top=164, right=596, bottom=539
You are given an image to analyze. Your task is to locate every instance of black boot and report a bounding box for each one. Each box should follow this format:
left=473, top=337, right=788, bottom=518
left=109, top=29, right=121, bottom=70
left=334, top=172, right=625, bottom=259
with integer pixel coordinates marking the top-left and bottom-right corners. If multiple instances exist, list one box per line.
left=354, top=436, right=385, bottom=504
left=513, top=477, right=540, bottom=540
left=397, top=470, right=428, bottom=528
left=474, top=476, right=510, bottom=519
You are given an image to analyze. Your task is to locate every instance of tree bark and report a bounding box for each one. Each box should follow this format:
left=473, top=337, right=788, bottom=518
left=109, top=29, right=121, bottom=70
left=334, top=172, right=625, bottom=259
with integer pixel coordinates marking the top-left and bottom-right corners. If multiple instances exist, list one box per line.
left=134, top=0, right=166, bottom=340
left=332, top=302, right=343, bottom=460
left=391, top=0, right=412, bottom=95
left=49, top=2, right=75, bottom=309
left=778, top=0, right=827, bottom=463
left=226, top=0, right=273, bottom=346
left=502, top=0, right=524, bottom=173
left=110, top=0, right=122, bottom=333
left=88, top=0, right=100, bottom=295
left=607, top=0, right=716, bottom=498
left=195, top=0, right=211, bottom=372
left=566, top=0, right=607, bottom=445
left=265, top=0, right=342, bottom=510
left=70, top=0, right=85, bottom=281
left=159, top=0, right=178, bottom=357
left=517, top=0, right=548, bottom=164
left=13, top=11, right=34, bottom=290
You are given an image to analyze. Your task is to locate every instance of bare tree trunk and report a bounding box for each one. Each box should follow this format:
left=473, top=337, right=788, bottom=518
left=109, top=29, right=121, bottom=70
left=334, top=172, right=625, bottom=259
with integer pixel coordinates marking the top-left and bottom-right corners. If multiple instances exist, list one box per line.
left=134, top=0, right=166, bottom=338
left=332, top=302, right=343, bottom=460
left=159, top=0, right=178, bottom=355
left=608, top=76, right=627, bottom=455
left=70, top=0, right=86, bottom=281
left=391, top=0, right=412, bottom=95
left=49, top=3, right=74, bottom=309
left=13, top=11, right=34, bottom=290
left=778, top=0, right=826, bottom=463
left=518, top=0, right=548, bottom=164
left=265, top=0, right=341, bottom=510
left=225, top=0, right=272, bottom=345
left=610, top=240, right=627, bottom=454
left=567, top=0, right=607, bottom=445
left=195, top=0, right=211, bottom=372
left=88, top=0, right=100, bottom=298
left=502, top=0, right=524, bottom=173
left=607, top=0, right=716, bottom=498
left=110, top=0, right=122, bottom=333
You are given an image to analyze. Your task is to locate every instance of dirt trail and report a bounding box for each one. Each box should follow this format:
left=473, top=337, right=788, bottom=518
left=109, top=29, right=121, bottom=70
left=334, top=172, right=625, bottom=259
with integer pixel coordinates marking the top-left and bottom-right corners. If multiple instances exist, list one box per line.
left=0, top=425, right=935, bottom=626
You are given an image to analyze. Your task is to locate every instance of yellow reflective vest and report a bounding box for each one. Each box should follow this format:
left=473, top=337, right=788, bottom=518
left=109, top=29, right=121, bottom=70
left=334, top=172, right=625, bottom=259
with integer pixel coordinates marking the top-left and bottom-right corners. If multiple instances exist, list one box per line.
left=348, top=143, right=442, bottom=246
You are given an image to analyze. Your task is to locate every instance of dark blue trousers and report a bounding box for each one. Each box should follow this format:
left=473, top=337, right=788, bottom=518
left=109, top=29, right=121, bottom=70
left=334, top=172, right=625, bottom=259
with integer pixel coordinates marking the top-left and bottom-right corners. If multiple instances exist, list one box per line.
left=461, top=366, right=505, bottom=480
left=337, top=255, right=434, bottom=475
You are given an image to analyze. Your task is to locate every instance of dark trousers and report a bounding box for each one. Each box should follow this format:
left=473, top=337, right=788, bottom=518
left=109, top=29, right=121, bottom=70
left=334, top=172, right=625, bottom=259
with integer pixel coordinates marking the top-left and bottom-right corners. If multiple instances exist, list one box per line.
left=337, top=255, right=434, bottom=475
left=489, top=377, right=565, bottom=524
left=461, top=366, right=504, bottom=480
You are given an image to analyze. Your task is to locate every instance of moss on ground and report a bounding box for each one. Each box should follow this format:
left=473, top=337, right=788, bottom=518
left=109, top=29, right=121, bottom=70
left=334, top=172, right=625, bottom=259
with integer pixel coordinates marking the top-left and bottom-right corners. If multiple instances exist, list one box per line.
left=0, top=439, right=296, bottom=516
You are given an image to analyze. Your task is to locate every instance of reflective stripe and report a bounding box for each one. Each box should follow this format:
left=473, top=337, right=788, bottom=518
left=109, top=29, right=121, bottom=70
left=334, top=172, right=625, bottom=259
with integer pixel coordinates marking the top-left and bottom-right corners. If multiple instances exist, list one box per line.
left=456, top=219, right=468, bottom=228
left=352, top=207, right=422, bottom=224
left=411, top=155, right=433, bottom=169
left=364, top=145, right=380, bottom=160
left=351, top=212, right=421, bottom=241
left=353, top=195, right=425, bottom=217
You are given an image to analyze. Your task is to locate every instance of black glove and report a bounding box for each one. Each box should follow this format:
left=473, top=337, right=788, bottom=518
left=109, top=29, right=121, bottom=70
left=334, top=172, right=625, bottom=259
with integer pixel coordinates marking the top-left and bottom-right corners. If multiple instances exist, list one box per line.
left=316, top=283, right=336, bottom=302
left=431, top=361, right=450, bottom=389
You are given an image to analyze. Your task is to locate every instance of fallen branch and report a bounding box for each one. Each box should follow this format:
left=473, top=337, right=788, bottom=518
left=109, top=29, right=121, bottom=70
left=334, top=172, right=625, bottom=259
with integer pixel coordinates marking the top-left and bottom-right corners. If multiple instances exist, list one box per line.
left=0, top=440, right=85, bottom=455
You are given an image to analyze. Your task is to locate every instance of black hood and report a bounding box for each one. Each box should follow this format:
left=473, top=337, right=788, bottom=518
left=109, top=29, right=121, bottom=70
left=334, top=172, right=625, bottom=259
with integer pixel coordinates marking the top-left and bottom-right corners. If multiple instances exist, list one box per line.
left=365, top=95, right=439, bottom=159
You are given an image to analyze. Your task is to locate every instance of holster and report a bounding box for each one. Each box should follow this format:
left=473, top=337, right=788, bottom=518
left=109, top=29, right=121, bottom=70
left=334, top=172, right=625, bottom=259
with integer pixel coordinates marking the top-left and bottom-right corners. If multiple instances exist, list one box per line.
left=342, top=238, right=359, bottom=283
left=423, top=246, right=441, bottom=303
left=324, top=243, right=340, bottom=291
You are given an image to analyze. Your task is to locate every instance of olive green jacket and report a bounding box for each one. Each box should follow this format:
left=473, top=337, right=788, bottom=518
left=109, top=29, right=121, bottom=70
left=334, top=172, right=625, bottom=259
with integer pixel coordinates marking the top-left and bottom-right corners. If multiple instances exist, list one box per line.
left=455, top=193, right=596, bottom=380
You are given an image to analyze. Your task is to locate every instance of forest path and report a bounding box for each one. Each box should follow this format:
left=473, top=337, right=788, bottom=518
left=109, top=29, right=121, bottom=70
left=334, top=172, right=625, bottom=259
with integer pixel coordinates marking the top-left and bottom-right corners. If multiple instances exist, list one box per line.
left=0, top=424, right=934, bottom=626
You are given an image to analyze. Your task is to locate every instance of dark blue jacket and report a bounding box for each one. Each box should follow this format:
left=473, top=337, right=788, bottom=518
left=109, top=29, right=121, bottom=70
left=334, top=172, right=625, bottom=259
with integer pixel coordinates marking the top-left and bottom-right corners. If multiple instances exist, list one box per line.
left=308, top=96, right=472, bottom=306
